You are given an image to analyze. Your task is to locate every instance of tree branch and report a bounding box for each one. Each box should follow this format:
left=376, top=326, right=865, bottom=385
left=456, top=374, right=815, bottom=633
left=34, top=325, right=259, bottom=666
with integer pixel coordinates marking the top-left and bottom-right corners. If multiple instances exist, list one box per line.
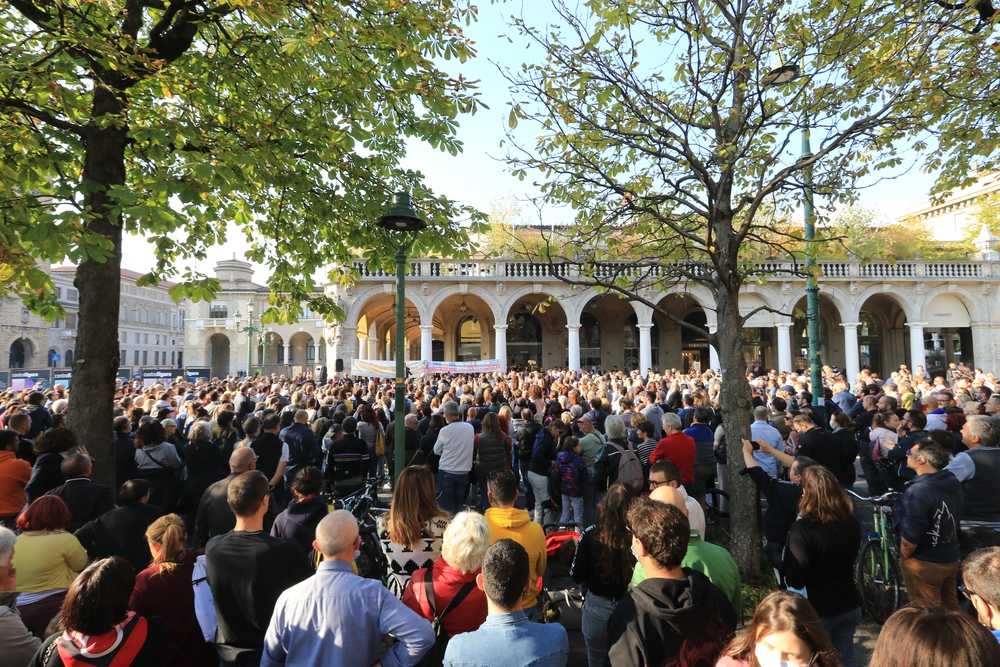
left=0, top=98, right=85, bottom=136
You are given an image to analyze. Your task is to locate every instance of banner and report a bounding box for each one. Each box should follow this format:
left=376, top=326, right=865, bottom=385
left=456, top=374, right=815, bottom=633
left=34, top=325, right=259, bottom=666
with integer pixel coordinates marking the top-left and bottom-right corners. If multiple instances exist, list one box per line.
left=185, top=367, right=212, bottom=382
left=11, top=369, right=51, bottom=391
left=350, top=359, right=426, bottom=378
left=425, top=360, right=503, bottom=374
left=141, top=367, right=178, bottom=387
left=53, top=370, right=72, bottom=388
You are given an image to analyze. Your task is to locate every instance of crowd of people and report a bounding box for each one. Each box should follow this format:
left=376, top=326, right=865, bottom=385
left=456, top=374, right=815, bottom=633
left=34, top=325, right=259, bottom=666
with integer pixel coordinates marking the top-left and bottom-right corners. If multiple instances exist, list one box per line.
left=0, top=359, right=998, bottom=666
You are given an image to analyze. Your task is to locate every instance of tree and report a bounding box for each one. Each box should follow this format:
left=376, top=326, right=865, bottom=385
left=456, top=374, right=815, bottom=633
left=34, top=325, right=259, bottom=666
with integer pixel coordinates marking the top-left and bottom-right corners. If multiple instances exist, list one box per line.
left=501, top=0, right=969, bottom=573
left=818, top=206, right=971, bottom=261
left=0, top=1, right=485, bottom=487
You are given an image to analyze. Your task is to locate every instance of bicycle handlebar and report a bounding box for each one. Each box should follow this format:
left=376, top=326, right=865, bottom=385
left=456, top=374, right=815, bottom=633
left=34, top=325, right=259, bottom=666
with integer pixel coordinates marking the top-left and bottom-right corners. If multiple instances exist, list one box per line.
left=846, top=489, right=900, bottom=503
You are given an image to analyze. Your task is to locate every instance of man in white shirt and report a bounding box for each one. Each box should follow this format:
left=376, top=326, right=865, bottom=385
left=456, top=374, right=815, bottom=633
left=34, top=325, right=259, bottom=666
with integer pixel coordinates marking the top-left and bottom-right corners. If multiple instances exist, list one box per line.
left=749, top=407, right=782, bottom=477
left=434, top=401, right=475, bottom=514
left=647, top=460, right=705, bottom=536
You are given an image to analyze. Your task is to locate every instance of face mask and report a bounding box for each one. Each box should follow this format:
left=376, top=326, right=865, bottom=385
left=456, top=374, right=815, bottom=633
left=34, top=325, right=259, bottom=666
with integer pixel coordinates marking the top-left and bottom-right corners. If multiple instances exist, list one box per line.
left=754, top=645, right=813, bottom=667
left=631, top=543, right=640, bottom=561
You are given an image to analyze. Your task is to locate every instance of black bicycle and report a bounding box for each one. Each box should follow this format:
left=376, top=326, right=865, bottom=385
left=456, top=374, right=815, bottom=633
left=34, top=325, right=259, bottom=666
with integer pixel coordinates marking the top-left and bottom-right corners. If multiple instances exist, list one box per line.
left=336, top=475, right=390, bottom=581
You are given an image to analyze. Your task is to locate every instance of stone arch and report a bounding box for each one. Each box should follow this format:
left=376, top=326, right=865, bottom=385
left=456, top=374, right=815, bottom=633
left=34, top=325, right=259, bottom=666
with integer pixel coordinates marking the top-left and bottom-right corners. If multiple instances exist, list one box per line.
left=207, top=333, right=231, bottom=377
left=344, top=284, right=430, bottom=329
left=779, top=284, right=852, bottom=326
left=499, top=283, right=574, bottom=322
left=846, top=284, right=919, bottom=322
left=645, top=283, right=718, bottom=326
left=424, top=284, right=503, bottom=325
left=918, top=284, right=986, bottom=323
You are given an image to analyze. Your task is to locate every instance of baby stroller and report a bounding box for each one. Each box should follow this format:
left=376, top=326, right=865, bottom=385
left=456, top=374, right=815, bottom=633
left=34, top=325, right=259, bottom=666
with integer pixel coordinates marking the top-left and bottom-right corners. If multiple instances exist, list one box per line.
left=538, top=522, right=585, bottom=629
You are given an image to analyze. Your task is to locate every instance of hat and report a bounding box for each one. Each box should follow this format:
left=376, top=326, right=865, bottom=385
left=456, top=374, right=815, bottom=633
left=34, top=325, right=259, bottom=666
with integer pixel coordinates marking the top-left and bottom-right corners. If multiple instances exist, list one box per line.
left=780, top=385, right=794, bottom=393
left=161, top=419, right=176, bottom=428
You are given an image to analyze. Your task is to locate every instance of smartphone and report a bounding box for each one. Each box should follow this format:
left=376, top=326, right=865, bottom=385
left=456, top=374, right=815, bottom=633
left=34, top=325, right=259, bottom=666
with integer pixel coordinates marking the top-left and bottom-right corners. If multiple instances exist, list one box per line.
left=751, top=441, right=761, bottom=451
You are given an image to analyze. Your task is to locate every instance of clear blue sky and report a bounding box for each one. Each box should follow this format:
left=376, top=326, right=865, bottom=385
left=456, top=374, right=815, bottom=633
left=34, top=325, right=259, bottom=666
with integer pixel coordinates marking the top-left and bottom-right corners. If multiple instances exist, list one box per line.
left=120, top=2, right=940, bottom=279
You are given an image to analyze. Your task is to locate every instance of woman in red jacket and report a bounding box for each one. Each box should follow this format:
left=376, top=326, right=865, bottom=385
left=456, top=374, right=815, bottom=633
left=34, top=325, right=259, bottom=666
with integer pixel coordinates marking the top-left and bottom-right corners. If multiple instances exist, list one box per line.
left=129, top=514, right=218, bottom=667
left=401, top=511, right=490, bottom=638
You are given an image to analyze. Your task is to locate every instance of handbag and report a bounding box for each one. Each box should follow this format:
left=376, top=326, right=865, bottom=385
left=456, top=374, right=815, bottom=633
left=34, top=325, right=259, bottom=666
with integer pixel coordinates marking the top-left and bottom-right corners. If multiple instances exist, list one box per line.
left=374, top=428, right=386, bottom=458
left=416, top=569, right=476, bottom=667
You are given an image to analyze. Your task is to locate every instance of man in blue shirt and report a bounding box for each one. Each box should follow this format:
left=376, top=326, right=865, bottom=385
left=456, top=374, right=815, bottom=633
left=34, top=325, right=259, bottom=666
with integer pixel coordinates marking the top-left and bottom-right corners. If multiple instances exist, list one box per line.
left=444, top=539, right=568, bottom=667
left=262, top=510, right=434, bottom=667
left=962, top=547, right=1000, bottom=644
left=749, top=406, right=782, bottom=477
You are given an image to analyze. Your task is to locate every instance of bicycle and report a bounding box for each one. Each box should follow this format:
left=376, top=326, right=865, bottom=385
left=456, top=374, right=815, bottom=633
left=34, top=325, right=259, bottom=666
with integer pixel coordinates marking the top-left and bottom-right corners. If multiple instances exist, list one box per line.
left=703, top=487, right=731, bottom=548
left=332, top=475, right=390, bottom=581
left=847, top=489, right=902, bottom=624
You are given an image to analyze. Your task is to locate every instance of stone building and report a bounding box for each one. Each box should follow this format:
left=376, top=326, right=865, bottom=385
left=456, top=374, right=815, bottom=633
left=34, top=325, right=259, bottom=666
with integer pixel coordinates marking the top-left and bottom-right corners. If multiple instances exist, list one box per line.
left=1, top=263, right=58, bottom=376
left=182, top=259, right=328, bottom=378
left=322, top=257, right=1000, bottom=381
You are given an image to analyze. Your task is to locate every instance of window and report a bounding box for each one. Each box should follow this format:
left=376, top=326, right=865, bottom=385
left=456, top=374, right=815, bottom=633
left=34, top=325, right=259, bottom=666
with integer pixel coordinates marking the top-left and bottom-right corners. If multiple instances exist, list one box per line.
left=54, top=287, right=62, bottom=299
left=144, top=334, right=149, bottom=344
left=172, top=313, right=177, bottom=327
left=66, top=313, right=76, bottom=329
left=120, top=332, right=126, bottom=343
left=171, top=351, right=176, bottom=365
left=133, top=350, right=139, bottom=365
left=67, top=289, right=78, bottom=302
left=51, top=318, right=61, bottom=329
left=132, top=308, right=138, bottom=321
left=143, top=309, right=149, bottom=323
left=306, top=343, right=316, bottom=363
left=142, top=350, right=148, bottom=365
left=155, top=335, right=160, bottom=345
left=209, top=304, right=228, bottom=319
left=120, top=306, right=127, bottom=321
left=154, top=351, right=159, bottom=365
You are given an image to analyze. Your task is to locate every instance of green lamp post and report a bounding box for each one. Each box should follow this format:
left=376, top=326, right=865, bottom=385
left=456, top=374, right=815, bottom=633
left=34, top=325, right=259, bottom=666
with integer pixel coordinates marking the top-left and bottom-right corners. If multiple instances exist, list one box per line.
left=234, top=299, right=264, bottom=379
left=763, top=62, right=822, bottom=405
left=375, top=191, right=426, bottom=486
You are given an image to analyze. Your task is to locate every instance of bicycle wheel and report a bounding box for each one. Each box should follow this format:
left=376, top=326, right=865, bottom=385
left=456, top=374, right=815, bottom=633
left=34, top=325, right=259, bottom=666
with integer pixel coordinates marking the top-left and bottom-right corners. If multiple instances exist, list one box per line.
left=858, top=540, right=899, bottom=624
left=703, top=488, right=731, bottom=548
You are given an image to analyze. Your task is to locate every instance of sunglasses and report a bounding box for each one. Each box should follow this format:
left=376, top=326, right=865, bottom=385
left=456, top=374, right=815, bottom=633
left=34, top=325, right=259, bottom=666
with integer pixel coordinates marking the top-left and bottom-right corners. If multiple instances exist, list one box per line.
left=960, top=583, right=978, bottom=600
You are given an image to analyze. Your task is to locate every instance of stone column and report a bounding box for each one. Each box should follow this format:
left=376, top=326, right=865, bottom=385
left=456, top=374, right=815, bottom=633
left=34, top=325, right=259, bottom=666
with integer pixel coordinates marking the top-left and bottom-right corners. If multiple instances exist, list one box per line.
left=284, top=343, right=292, bottom=369
left=338, top=325, right=357, bottom=377
left=907, top=322, right=927, bottom=375
left=775, top=323, right=793, bottom=373
left=368, top=336, right=378, bottom=361
left=841, top=322, right=860, bottom=383
left=357, top=333, right=368, bottom=360
left=494, top=324, right=508, bottom=370
left=638, top=324, right=653, bottom=374
left=708, top=324, right=720, bottom=371
left=420, top=325, right=434, bottom=363
left=567, top=324, right=581, bottom=371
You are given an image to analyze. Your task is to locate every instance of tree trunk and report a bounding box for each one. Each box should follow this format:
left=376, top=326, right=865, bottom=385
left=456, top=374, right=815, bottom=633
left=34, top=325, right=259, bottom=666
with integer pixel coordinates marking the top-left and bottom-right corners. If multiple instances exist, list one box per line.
left=713, top=285, right=763, bottom=577
left=66, top=87, right=126, bottom=490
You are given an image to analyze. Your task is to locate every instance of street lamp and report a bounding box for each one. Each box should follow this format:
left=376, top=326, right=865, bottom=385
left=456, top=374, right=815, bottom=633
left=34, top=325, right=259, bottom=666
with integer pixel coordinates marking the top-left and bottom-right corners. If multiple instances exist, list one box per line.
left=234, top=299, right=265, bottom=379
left=763, top=62, right=822, bottom=406
left=375, top=191, right=426, bottom=486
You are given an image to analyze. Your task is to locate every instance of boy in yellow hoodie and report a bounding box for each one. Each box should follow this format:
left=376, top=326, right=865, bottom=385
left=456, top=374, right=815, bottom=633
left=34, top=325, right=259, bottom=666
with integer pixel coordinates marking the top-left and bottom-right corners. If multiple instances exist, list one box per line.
left=484, top=470, right=547, bottom=620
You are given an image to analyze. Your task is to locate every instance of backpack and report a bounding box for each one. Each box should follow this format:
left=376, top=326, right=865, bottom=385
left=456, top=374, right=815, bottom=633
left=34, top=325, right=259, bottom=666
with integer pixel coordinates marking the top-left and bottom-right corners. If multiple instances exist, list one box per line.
left=191, top=555, right=217, bottom=643
left=517, top=422, right=540, bottom=461
left=609, top=441, right=644, bottom=490
left=415, top=568, right=476, bottom=667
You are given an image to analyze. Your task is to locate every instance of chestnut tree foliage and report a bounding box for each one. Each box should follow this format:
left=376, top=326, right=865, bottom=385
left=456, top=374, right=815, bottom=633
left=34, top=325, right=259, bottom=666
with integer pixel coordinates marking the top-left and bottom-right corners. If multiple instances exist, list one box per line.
left=502, top=0, right=986, bottom=572
left=0, top=0, right=485, bottom=485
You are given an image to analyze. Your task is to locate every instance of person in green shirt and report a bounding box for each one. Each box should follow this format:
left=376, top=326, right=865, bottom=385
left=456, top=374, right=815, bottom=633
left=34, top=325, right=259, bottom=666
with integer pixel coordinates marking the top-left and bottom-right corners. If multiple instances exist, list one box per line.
left=631, top=485, right=742, bottom=616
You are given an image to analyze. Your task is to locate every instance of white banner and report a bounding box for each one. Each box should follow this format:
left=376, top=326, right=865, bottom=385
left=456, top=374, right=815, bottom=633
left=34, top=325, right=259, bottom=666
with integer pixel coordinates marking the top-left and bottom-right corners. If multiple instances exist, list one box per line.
left=351, top=359, right=427, bottom=378
left=425, top=359, right=503, bottom=374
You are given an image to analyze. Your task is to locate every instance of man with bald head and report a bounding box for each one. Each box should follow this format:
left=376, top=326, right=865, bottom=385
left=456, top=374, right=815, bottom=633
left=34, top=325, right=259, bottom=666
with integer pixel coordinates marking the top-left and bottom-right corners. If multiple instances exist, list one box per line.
left=45, top=453, right=115, bottom=532
left=262, top=510, right=434, bottom=667
left=631, top=484, right=742, bottom=615
left=195, top=447, right=264, bottom=547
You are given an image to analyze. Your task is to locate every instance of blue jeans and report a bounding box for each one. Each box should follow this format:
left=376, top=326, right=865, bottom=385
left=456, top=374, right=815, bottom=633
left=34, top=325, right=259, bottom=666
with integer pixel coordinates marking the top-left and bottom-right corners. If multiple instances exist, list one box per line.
left=582, top=592, right=618, bottom=667
left=582, top=476, right=595, bottom=526
left=436, top=470, right=468, bottom=515
left=560, top=495, right=584, bottom=524
left=821, top=606, right=861, bottom=667
left=477, top=475, right=492, bottom=512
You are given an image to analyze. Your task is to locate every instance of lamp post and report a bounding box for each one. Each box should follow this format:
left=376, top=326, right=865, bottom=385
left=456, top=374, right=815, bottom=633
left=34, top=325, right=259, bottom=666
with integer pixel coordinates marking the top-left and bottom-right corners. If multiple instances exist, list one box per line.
left=763, top=63, right=822, bottom=406
left=234, top=299, right=265, bottom=379
left=375, top=191, right=426, bottom=486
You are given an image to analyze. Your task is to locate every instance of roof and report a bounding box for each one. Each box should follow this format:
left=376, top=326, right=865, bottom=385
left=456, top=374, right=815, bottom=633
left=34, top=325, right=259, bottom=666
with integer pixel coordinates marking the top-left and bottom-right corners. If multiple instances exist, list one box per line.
left=52, top=266, right=176, bottom=288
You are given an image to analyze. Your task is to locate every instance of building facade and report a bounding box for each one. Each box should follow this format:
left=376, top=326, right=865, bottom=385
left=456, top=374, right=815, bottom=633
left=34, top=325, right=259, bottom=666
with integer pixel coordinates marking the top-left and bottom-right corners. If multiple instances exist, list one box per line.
left=323, top=257, right=1000, bottom=381
left=182, top=259, right=328, bottom=378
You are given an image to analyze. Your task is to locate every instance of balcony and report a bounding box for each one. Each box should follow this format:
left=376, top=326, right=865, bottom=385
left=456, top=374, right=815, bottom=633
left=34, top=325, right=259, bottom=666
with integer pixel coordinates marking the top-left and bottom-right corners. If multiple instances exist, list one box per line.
left=352, top=259, right=994, bottom=283
left=59, top=329, right=77, bottom=339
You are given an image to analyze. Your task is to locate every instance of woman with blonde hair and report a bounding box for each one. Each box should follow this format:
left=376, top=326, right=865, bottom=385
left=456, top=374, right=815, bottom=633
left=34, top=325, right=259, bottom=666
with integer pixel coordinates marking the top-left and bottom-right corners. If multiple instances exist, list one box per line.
left=376, top=465, right=450, bottom=597
left=783, top=465, right=861, bottom=667
left=717, top=590, right=840, bottom=667
left=129, top=514, right=218, bottom=667
left=401, top=511, right=490, bottom=639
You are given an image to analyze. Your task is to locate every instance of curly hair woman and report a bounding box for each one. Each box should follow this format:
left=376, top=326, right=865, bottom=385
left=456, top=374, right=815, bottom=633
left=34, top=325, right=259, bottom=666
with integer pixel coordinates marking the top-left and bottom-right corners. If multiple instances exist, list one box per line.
left=570, top=482, right=638, bottom=667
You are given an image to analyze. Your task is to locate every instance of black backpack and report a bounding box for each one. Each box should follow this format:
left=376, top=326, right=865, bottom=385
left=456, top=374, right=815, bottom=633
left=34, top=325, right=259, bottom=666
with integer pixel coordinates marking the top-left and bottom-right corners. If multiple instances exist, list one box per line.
left=517, top=422, right=541, bottom=461
left=416, top=569, right=476, bottom=667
